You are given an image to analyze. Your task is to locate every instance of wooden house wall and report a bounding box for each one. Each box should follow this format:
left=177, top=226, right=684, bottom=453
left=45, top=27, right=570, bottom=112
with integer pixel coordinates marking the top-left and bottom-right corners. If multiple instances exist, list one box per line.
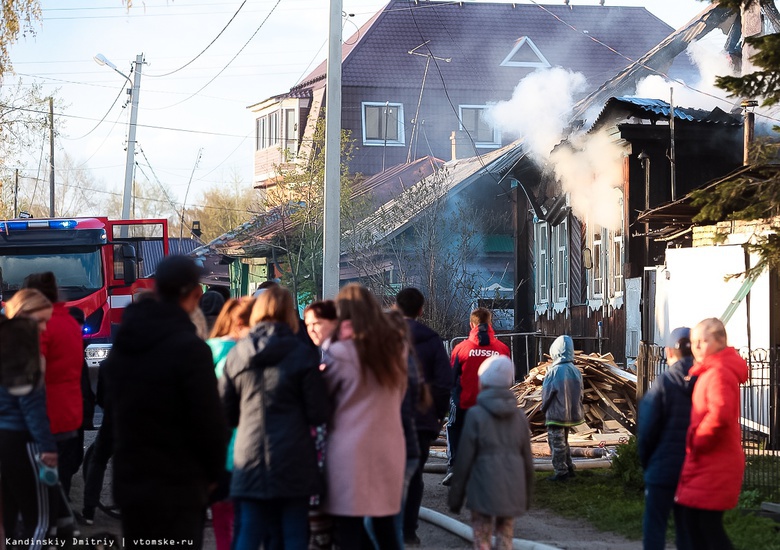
left=620, top=123, right=743, bottom=278
left=536, top=304, right=627, bottom=365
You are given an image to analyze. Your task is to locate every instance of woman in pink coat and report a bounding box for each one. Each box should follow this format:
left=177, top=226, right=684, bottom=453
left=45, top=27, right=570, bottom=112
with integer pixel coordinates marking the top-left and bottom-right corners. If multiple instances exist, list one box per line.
left=322, top=284, right=408, bottom=550
left=675, top=318, right=748, bottom=550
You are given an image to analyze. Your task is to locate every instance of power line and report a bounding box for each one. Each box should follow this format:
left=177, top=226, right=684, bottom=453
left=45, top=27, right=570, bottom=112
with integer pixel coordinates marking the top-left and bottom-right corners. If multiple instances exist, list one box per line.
left=0, top=103, right=252, bottom=138
left=62, top=83, right=126, bottom=141
left=405, top=3, right=513, bottom=197
left=146, top=0, right=248, bottom=78
left=150, top=0, right=284, bottom=110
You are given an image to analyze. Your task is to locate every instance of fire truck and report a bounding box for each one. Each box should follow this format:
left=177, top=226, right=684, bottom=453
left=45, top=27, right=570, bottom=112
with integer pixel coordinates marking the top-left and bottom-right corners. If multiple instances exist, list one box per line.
left=0, top=217, right=169, bottom=366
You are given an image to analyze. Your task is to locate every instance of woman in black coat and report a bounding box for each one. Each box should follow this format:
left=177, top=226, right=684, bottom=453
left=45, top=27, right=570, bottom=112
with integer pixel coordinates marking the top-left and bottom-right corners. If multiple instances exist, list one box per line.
left=220, top=286, right=329, bottom=550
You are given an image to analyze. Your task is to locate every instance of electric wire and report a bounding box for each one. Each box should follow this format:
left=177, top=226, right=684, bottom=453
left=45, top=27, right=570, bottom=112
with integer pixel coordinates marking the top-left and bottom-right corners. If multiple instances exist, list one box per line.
left=145, top=0, right=248, bottom=78
left=406, top=3, right=514, bottom=197
left=62, top=83, right=125, bottom=141
left=16, top=172, right=260, bottom=215
left=524, top=1, right=757, bottom=120
left=149, top=0, right=284, bottom=110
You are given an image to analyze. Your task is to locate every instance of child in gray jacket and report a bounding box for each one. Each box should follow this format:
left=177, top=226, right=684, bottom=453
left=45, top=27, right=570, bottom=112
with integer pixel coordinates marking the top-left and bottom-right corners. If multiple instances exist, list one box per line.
left=448, top=355, right=534, bottom=550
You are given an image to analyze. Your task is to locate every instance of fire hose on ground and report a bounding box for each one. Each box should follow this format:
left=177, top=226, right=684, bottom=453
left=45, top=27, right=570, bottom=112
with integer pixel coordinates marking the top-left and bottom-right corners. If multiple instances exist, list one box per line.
left=418, top=507, right=561, bottom=550
left=424, top=449, right=612, bottom=473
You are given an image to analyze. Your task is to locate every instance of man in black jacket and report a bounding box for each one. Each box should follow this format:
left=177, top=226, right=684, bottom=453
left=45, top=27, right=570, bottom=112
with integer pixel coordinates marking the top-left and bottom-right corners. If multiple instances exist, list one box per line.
left=637, top=327, right=695, bottom=550
left=103, top=256, right=227, bottom=549
left=395, top=287, right=452, bottom=547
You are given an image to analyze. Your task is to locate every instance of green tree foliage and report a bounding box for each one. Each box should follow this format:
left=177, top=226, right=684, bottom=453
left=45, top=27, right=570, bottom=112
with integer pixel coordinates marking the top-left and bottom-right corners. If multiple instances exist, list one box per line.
left=716, top=33, right=780, bottom=106
left=0, top=0, right=40, bottom=78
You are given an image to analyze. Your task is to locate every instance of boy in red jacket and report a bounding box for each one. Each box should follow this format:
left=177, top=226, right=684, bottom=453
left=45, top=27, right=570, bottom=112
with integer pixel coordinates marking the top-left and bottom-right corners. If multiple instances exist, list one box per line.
left=442, top=308, right=510, bottom=486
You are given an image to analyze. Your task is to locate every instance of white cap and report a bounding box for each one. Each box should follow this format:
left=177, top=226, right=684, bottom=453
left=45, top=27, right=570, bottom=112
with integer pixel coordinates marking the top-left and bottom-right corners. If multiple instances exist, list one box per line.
left=478, top=355, right=514, bottom=388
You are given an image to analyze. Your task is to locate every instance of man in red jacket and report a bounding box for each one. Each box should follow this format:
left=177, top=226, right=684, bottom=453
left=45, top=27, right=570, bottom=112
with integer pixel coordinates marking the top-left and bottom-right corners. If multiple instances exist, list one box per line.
left=442, top=308, right=510, bottom=486
left=675, top=317, right=748, bottom=549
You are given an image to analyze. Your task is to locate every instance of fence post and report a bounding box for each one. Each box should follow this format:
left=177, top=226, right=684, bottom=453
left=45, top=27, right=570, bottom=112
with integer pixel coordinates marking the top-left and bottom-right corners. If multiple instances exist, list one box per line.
left=636, top=342, right=649, bottom=401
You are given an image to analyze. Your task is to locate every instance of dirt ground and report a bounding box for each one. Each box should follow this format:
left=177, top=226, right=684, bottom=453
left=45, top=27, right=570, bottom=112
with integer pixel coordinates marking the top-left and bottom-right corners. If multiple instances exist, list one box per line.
left=66, top=433, right=649, bottom=550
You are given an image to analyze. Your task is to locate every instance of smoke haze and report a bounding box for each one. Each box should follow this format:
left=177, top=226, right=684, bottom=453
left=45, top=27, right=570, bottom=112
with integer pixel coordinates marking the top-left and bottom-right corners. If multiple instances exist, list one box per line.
left=486, top=68, right=624, bottom=230
left=486, top=67, right=586, bottom=163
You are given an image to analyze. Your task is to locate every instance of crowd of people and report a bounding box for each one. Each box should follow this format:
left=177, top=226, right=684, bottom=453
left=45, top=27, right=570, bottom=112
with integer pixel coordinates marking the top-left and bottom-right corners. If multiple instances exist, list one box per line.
left=0, top=254, right=751, bottom=550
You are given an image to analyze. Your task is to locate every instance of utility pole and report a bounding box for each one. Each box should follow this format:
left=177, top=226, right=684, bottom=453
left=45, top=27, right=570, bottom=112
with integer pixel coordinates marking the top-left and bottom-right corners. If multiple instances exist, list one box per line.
left=122, top=54, right=144, bottom=222
left=322, top=0, right=342, bottom=299
left=49, top=97, right=55, bottom=217
left=669, top=87, right=676, bottom=202
left=14, top=169, right=19, bottom=217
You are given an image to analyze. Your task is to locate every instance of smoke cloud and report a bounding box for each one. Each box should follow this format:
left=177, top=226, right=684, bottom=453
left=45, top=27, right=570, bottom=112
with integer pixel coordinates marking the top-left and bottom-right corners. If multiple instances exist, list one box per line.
left=634, top=29, right=734, bottom=111
left=486, top=68, right=624, bottom=230
left=486, top=67, right=586, bottom=162
left=550, top=130, right=625, bottom=231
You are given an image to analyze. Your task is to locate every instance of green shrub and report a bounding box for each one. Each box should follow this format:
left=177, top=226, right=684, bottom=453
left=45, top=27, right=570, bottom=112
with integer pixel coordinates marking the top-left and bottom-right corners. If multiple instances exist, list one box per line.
left=610, top=436, right=644, bottom=492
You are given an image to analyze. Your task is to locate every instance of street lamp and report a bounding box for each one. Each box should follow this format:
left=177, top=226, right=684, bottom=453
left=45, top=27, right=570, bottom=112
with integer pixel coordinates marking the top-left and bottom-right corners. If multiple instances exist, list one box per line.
left=94, top=53, right=144, bottom=224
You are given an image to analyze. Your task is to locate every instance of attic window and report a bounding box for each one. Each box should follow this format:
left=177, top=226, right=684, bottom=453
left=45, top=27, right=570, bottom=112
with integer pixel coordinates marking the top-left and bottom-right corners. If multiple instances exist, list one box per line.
left=500, top=37, right=551, bottom=68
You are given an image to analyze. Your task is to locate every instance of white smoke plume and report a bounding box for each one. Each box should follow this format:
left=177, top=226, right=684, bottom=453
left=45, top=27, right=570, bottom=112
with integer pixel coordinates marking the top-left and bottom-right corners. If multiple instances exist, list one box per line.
left=550, top=130, right=626, bottom=231
left=486, top=67, right=586, bottom=162
left=486, top=68, right=625, bottom=230
left=634, top=29, right=735, bottom=111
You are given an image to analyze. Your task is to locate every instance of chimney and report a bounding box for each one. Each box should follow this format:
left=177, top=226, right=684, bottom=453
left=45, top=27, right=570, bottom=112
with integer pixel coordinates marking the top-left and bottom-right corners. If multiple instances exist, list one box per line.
left=450, top=130, right=471, bottom=161
left=742, top=99, right=757, bottom=165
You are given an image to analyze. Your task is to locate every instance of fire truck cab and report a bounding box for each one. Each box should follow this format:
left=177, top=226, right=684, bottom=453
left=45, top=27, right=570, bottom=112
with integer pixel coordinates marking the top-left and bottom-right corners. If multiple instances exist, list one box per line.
left=0, top=217, right=169, bottom=366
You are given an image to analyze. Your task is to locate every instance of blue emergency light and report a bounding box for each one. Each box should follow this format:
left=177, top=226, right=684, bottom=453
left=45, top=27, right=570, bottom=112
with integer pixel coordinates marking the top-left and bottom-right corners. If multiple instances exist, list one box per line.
left=0, top=219, right=78, bottom=232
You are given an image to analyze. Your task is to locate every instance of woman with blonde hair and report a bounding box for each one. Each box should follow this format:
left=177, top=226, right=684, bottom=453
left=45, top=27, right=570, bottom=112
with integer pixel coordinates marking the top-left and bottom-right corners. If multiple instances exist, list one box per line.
left=323, top=284, right=408, bottom=549
left=0, top=288, right=57, bottom=544
left=220, top=286, right=329, bottom=549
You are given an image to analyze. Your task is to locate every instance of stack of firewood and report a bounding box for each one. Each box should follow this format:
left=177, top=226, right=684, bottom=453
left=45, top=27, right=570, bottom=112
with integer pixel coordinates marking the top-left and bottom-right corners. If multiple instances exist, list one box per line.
left=512, top=352, right=638, bottom=444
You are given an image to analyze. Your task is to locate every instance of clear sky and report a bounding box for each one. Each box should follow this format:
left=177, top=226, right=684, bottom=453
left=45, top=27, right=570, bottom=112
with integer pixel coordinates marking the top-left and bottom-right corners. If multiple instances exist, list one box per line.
left=4, top=0, right=713, bottom=212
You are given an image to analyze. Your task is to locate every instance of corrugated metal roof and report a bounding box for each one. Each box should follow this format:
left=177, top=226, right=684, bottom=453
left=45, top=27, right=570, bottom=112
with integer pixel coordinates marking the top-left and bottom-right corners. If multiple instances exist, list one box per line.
left=590, top=96, right=742, bottom=130
left=195, top=156, right=445, bottom=258
left=138, top=238, right=201, bottom=277
left=615, top=97, right=697, bottom=121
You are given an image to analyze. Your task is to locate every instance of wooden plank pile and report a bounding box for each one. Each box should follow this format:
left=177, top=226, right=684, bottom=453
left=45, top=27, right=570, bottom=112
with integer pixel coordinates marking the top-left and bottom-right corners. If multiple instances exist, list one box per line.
left=512, top=352, right=638, bottom=446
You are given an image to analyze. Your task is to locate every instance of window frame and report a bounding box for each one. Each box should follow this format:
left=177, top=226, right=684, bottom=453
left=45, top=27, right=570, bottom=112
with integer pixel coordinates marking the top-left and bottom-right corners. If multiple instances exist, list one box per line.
left=587, top=224, right=605, bottom=308
left=552, top=219, right=568, bottom=311
left=534, top=220, right=550, bottom=314
left=255, top=116, right=268, bottom=150
left=362, top=102, right=405, bottom=146
left=459, top=105, right=501, bottom=148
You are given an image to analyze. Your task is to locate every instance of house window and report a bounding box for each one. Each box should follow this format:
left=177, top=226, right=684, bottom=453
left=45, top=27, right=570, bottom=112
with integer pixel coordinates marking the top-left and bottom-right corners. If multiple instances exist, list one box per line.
left=268, top=111, right=279, bottom=147
left=255, top=111, right=280, bottom=150
left=459, top=106, right=500, bottom=148
left=534, top=221, right=549, bottom=309
left=500, top=36, right=552, bottom=68
left=256, top=117, right=267, bottom=150
left=362, top=102, right=405, bottom=146
left=552, top=219, right=568, bottom=306
left=589, top=226, right=604, bottom=301
left=284, top=108, right=297, bottom=160
left=610, top=226, right=624, bottom=297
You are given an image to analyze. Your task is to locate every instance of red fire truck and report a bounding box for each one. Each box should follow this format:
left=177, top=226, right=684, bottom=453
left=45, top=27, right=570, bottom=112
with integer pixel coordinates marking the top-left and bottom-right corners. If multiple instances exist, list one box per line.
left=0, top=217, right=169, bottom=365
